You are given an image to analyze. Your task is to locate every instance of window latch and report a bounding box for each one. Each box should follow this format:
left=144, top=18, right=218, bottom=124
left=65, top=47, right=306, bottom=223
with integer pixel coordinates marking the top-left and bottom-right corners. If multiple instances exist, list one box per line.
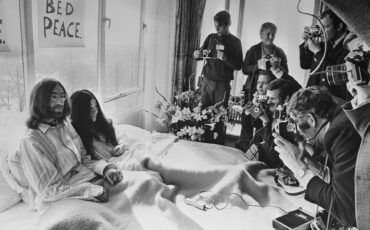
left=104, top=17, right=111, bottom=29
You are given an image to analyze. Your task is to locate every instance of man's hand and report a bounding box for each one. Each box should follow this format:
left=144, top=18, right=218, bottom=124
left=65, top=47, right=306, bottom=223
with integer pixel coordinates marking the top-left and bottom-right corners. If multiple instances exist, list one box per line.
left=270, top=57, right=283, bottom=78
left=306, top=38, right=321, bottom=54
left=104, top=169, right=123, bottom=185
left=273, top=133, right=308, bottom=174
left=257, top=57, right=269, bottom=70
left=111, top=143, right=129, bottom=157
left=301, top=26, right=310, bottom=41
left=252, top=92, right=259, bottom=106
left=217, top=50, right=227, bottom=61
left=270, top=57, right=281, bottom=69
left=347, top=82, right=370, bottom=108
left=302, top=26, right=321, bottom=53
left=94, top=186, right=108, bottom=202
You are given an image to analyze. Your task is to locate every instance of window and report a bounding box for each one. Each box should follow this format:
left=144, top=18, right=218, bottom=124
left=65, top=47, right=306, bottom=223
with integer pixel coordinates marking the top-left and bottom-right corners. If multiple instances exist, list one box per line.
left=104, top=0, right=142, bottom=99
left=240, top=0, right=315, bottom=85
left=196, top=0, right=225, bottom=85
left=0, top=0, right=25, bottom=113
left=31, top=0, right=99, bottom=96
left=197, top=0, right=315, bottom=96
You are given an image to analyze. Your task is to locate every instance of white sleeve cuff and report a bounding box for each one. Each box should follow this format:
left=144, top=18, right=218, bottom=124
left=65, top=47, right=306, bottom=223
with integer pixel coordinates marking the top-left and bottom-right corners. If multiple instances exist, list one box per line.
left=88, top=185, right=104, bottom=198
left=298, top=170, right=315, bottom=189
left=94, top=160, right=111, bottom=175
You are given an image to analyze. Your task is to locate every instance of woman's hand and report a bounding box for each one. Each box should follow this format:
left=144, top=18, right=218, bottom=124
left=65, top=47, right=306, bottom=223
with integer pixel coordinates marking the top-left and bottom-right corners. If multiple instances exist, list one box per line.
left=104, top=169, right=123, bottom=185
left=94, top=186, right=108, bottom=202
left=111, top=143, right=129, bottom=157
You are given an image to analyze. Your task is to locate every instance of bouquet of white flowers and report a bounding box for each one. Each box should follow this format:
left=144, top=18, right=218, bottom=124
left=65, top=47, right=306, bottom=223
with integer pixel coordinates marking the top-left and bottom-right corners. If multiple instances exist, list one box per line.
left=149, top=88, right=227, bottom=142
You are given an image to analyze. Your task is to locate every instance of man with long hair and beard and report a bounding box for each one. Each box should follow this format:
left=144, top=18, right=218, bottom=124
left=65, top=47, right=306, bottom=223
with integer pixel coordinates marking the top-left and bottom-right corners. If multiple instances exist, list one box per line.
left=8, top=78, right=122, bottom=211
left=70, top=89, right=127, bottom=161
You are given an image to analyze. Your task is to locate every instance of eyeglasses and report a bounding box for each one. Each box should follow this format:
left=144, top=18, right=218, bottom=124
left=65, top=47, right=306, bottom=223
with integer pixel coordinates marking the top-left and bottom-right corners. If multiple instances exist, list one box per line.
left=50, top=94, right=67, bottom=102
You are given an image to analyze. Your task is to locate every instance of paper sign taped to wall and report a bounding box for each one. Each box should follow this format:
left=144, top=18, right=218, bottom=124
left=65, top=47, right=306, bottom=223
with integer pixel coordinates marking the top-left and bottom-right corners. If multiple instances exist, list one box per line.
left=38, top=0, right=85, bottom=47
left=0, top=0, right=10, bottom=52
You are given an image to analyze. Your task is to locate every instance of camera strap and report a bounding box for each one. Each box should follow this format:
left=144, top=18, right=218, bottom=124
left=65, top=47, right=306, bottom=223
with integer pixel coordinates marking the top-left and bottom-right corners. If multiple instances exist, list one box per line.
left=304, top=120, right=330, bottom=142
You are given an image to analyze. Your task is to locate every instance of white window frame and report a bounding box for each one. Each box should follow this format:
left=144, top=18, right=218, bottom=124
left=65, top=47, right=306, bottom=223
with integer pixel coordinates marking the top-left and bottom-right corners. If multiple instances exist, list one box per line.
left=99, top=0, right=146, bottom=104
left=19, top=0, right=35, bottom=112
left=19, top=0, right=145, bottom=107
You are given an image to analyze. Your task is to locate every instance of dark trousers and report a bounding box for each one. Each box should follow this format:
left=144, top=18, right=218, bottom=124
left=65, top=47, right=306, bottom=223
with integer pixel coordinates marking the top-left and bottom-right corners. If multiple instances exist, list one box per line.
left=235, top=112, right=263, bottom=152
left=199, top=77, right=231, bottom=108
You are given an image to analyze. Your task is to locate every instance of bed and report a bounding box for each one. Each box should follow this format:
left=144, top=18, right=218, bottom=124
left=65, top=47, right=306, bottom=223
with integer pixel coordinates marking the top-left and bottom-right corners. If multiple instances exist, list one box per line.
left=0, top=124, right=317, bottom=230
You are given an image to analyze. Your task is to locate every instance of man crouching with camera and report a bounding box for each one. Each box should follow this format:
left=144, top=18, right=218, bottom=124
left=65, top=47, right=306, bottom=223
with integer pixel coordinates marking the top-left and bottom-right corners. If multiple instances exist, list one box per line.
left=273, top=86, right=360, bottom=227
left=236, top=70, right=275, bottom=152
left=244, top=79, right=300, bottom=168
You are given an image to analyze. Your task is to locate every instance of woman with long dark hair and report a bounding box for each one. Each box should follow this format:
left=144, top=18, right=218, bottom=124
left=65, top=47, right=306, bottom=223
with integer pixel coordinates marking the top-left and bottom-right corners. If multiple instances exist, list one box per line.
left=70, top=90, right=127, bottom=160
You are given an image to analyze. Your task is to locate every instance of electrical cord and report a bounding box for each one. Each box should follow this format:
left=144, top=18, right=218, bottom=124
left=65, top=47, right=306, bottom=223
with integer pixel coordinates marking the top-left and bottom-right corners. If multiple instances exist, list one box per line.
left=312, top=153, right=332, bottom=230
left=297, top=0, right=328, bottom=76
left=197, top=190, right=288, bottom=214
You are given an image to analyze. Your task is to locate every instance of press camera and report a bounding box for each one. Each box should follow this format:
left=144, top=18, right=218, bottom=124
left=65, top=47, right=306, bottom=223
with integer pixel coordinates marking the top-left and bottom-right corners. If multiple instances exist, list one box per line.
left=245, top=95, right=268, bottom=119
left=308, top=25, right=323, bottom=39
left=258, top=55, right=281, bottom=70
left=274, top=105, right=300, bottom=144
left=325, top=50, right=370, bottom=86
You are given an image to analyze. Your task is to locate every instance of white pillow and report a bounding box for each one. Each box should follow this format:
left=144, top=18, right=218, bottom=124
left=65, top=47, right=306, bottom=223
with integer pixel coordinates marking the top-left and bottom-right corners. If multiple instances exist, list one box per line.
left=0, top=111, right=26, bottom=212
left=0, top=140, right=21, bottom=212
left=0, top=173, right=21, bottom=212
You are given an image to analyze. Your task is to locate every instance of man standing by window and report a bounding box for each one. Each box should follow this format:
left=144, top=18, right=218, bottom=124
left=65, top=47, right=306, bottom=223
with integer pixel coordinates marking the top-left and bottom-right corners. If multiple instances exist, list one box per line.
left=194, top=11, right=243, bottom=108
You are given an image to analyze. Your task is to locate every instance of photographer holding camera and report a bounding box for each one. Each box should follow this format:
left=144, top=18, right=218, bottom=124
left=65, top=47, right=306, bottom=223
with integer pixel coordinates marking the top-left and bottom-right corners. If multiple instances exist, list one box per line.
left=236, top=70, right=275, bottom=152
left=193, top=11, right=243, bottom=108
left=244, top=79, right=300, bottom=168
left=300, top=9, right=351, bottom=101
left=242, top=22, right=290, bottom=104
left=273, top=86, right=360, bottom=227
left=320, top=1, right=370, bottom=227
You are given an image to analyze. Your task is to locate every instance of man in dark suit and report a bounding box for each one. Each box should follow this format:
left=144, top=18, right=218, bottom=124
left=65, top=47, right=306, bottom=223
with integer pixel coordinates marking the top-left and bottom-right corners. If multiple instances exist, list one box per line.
left=319, top=1, right=370, bottom=227
left=299, top=9, right=351, bottom=100
left=343, top=82, right=370, bottom=230
left=244, top=79, right=301, bottom=168
left=273, top=86, right=360, bottom=227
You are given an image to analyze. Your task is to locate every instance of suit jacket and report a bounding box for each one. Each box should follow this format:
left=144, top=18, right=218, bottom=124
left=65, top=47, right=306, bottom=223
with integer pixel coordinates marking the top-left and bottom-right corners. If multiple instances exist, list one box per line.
left=343, top=101, right=370, bottom=230
left=305, top=107, right=360, bottom=227
left=251, top=122, right=282, bottom=168
left=299, top=40, right=351, bottom=100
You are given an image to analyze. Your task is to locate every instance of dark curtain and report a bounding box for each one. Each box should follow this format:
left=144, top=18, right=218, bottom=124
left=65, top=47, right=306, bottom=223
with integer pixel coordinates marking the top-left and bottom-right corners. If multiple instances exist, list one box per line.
left=312, top=0, right=326, bottom=25
left=172, top=0, right=206, bottom=96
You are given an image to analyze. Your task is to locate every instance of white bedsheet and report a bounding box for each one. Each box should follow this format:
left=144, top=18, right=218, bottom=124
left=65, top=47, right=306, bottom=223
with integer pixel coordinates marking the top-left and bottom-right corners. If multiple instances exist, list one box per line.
left=0, top=125, right=316, bottom=230
left=1, top=202, right=38, bottom=230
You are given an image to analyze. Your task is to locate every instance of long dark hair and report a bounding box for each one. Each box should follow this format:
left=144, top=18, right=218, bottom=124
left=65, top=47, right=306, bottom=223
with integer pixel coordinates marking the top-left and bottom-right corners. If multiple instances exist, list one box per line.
left=27, top=78, right=71, bottom=129
left=70, top=90, right=118, bottom=157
